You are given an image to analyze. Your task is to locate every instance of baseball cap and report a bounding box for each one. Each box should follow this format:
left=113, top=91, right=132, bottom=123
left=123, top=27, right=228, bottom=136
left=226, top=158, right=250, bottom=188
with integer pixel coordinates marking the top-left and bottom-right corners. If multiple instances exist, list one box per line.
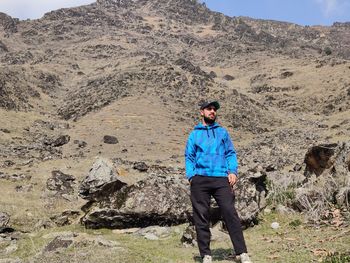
left=200, top=100, right=220, bottom=110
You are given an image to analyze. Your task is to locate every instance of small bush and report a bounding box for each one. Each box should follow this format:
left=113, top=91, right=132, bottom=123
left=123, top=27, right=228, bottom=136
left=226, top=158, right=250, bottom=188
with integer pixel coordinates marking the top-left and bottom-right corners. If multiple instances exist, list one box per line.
left=266, top=180, right=297, bottom=207
left=322, top=252, right=350, bottom=263
left=289, top=219, right=302, bottom=227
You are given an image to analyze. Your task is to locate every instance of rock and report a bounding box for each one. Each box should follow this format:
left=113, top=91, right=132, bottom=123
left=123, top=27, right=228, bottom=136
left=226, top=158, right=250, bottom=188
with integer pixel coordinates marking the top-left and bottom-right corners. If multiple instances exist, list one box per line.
left=223, top=74, right=235, bottom=81
left=44, top=135, right=70, bottom=147
left=81, top=172, right=266, bottom=229
left=50, top=210, right=81, bottom=226
left=81, top=174, right=191, bottom=229
left=0, top=173, right=31, bottom=182
left=92, top=237, right=120, bottom=248
left=0, top=227, right=15, bottom=234
left=134, top=226, right=172, bottom=240
left=275, top=204, right=295, bottom=215
left=112, top=228, right=140, bottom=234
left=0, top=212, right=10, bottom=227
left=15, top=184, right=33, bottom=192
left=79, top=157, right=127, bottom=201
left=0, top=12, right=18, bottom=33
left=43, top=236, right=73, bottom=252
left=3, top=160, right=15, bottom=167
left=280, top=71, right=293, bottom=79
left=73, top=140, right=87, bottom=148
left=210, top=222, right=230, bottom=242
left=0, top=128, right=10, bottom=133
left=46, top=170, right=75, bottom=195
left=234, top=173, right=267, bottom=226
left=181, top=225, right=197, bottom=247
left=133, top=161, right=149, bottom=172
left=143, top=233, right=159, bottom=240
left=271, top=222, right=280, bottom=229
left=293, top=142, right=350, bottom=218
left=103, top=135, right=118, bottom=144
left=304, top=143, right=338, bottom=176
left=209, top=71, right=217, bottom=78
left=336, top=187, right=350, bottom=206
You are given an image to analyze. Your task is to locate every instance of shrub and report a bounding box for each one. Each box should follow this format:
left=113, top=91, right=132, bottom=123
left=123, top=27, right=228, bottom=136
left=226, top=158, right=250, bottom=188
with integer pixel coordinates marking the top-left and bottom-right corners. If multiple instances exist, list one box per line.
left=322, top=252, right=350, bottom=263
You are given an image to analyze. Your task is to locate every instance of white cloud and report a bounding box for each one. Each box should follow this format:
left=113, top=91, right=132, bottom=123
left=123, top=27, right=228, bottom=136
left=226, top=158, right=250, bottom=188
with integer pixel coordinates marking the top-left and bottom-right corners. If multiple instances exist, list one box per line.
left=0, top=0, right=94, bottom=20
left=314, top=0, right=349, bottom=17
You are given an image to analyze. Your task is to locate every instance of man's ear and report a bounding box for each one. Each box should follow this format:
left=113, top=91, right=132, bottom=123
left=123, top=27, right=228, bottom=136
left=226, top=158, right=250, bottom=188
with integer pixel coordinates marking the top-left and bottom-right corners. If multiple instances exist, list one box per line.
left=200, top=110, right=204, bottom=116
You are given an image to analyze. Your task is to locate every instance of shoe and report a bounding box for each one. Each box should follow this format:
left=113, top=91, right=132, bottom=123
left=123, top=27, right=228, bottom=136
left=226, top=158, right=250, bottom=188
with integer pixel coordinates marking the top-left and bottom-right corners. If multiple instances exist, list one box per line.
left=202, top=255, right=212, bottom=263
left=239, top=253, right=252, bottom=263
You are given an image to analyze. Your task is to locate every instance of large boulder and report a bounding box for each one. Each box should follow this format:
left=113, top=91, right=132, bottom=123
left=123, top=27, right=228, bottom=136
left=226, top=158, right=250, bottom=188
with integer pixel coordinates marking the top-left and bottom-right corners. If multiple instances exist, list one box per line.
left=81, top=174, right=191, bottom=229
left=80, top=169, right=267, bottom=229
left=79, top=157, right=127, bottom=201
left=293, top=142, right=350, bottom=215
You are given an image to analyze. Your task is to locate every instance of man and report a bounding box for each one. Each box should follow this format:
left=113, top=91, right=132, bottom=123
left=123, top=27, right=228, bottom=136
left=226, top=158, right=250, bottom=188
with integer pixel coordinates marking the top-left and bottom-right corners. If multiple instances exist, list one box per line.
left=185, top=101, right=252, bottom=263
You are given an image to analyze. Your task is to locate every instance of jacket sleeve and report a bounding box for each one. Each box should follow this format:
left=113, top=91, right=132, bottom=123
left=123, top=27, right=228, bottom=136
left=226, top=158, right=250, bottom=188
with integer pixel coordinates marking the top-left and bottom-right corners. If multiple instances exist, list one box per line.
left=224, top=130, right=238, bottom=175
left=185, top=132, right=196, bottom=180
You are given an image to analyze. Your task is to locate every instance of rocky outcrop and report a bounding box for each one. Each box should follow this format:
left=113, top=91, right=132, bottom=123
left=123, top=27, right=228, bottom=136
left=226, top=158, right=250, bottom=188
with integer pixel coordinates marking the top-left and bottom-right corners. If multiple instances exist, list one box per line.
left=79, top=157, right=127, bottom=201
left=0, top=12, right=18, bottom=33
left=293, top=142, right=350, bottom=217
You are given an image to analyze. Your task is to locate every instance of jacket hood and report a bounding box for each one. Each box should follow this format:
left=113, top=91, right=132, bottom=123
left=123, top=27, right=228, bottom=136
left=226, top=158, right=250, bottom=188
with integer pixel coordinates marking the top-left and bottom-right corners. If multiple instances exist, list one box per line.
left=194, top=122, right=220, bottom=130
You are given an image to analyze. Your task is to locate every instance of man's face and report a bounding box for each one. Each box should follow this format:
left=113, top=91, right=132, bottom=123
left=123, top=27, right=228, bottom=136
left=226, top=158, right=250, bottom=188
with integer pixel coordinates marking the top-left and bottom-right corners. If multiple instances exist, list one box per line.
left=200, top=105, right=217, bottom=124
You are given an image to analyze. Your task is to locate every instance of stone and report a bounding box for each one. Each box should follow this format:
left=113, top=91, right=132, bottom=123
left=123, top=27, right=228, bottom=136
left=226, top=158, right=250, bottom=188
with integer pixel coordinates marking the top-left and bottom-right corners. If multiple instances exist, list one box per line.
left=15, top=184, right=33, bottom=192
left=79, top=157, right=127, bottom=201
left=43, top=236, right=73, bottom=252
left=44, top=135, right=70, bottom=147
left=0, top=173, right=31, bottom=182
left=46, top=170, right=75, bottom=195
left=134, top=226, right=172, bottom=240
left=103, top=135, right=118, bottom=144
left=0, top=212, right=10, bottom=227
left=223, top=74, right=235, bottom=81
left=50, top=210, right=81, bottom=226
left=133, top=161, right=149, bottom=172
left=73, top=140, right=87, bottom=148
left=181, top=225, right=197, bottom=247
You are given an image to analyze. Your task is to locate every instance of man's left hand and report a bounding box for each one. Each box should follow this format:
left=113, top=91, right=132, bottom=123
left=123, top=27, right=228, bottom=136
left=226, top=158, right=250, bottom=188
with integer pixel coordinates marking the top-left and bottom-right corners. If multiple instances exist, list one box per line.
left=228, top=173, right=237, bottom=186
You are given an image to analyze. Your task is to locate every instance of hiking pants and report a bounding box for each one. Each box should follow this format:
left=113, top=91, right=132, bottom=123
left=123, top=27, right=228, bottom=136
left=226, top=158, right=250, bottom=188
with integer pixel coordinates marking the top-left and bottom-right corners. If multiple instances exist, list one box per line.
left=190, top=175, right=247, bottom=257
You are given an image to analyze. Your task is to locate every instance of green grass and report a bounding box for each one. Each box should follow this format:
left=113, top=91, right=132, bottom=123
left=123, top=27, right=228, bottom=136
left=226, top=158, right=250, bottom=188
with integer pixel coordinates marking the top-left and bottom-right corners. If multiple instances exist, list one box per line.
left=2, top=213, right=349, bottom=263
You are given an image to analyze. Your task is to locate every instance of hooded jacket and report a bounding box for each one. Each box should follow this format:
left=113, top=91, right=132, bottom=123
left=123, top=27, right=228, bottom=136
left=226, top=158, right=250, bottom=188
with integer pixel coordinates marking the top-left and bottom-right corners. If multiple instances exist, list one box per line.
left=185, top=122, right=238, bottom=180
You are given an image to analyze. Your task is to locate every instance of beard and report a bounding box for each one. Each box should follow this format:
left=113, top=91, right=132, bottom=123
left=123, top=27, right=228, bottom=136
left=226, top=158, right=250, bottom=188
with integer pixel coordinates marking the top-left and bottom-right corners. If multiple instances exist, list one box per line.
left=203, top=115, right=216, bottom=125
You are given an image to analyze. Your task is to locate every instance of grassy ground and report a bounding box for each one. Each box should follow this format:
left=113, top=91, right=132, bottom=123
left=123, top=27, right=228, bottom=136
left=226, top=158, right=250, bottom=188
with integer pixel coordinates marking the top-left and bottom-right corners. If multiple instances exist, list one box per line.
left=2, top=212, right=349, bottom=263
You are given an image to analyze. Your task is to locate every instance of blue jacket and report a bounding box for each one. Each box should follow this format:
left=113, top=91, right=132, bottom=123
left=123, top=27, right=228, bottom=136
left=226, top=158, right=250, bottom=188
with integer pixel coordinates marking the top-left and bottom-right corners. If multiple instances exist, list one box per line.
left=185, top=122, right=238, bottom=180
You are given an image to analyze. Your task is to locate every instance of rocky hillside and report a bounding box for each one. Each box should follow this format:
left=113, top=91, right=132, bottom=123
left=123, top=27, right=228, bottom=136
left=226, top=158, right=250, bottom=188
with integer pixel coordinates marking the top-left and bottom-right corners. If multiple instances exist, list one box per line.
left=0, top=0, right=350, bottom=261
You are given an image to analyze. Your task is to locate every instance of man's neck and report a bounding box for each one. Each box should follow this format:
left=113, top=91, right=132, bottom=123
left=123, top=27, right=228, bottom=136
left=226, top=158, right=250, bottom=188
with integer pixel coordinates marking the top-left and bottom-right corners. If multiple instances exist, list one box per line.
left=202, top=120, right=215, bottom=126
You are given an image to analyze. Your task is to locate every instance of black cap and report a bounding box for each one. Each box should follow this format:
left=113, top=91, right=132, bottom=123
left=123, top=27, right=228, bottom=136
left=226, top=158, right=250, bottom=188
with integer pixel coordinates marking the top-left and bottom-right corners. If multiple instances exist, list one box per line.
left=200, top=100, right=220, bottom=110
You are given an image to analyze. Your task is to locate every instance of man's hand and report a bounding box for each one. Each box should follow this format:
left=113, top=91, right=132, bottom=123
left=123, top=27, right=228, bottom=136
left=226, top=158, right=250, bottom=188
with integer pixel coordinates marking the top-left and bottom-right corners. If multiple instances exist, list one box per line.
left=228, top=173, right=237, bottom=186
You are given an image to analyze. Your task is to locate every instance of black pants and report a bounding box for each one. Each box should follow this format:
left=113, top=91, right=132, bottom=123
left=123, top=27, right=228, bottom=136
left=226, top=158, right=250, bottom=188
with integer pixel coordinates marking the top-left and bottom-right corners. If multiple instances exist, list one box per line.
left=190, top=175, right=247, bottom=257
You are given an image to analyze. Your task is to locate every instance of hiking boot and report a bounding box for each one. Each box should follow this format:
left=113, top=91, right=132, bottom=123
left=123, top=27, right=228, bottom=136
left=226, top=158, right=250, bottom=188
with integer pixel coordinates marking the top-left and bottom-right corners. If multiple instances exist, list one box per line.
left=202, top=255, right=212, bottom=263
left=239, top=253, right=252, bottom=263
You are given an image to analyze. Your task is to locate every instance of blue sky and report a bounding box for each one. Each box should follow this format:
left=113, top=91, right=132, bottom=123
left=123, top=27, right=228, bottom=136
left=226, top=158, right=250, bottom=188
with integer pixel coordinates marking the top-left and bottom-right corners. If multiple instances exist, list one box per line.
left=0, top=0, right=349, bottom=26
left=201, top=0, right=350, bottom=26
